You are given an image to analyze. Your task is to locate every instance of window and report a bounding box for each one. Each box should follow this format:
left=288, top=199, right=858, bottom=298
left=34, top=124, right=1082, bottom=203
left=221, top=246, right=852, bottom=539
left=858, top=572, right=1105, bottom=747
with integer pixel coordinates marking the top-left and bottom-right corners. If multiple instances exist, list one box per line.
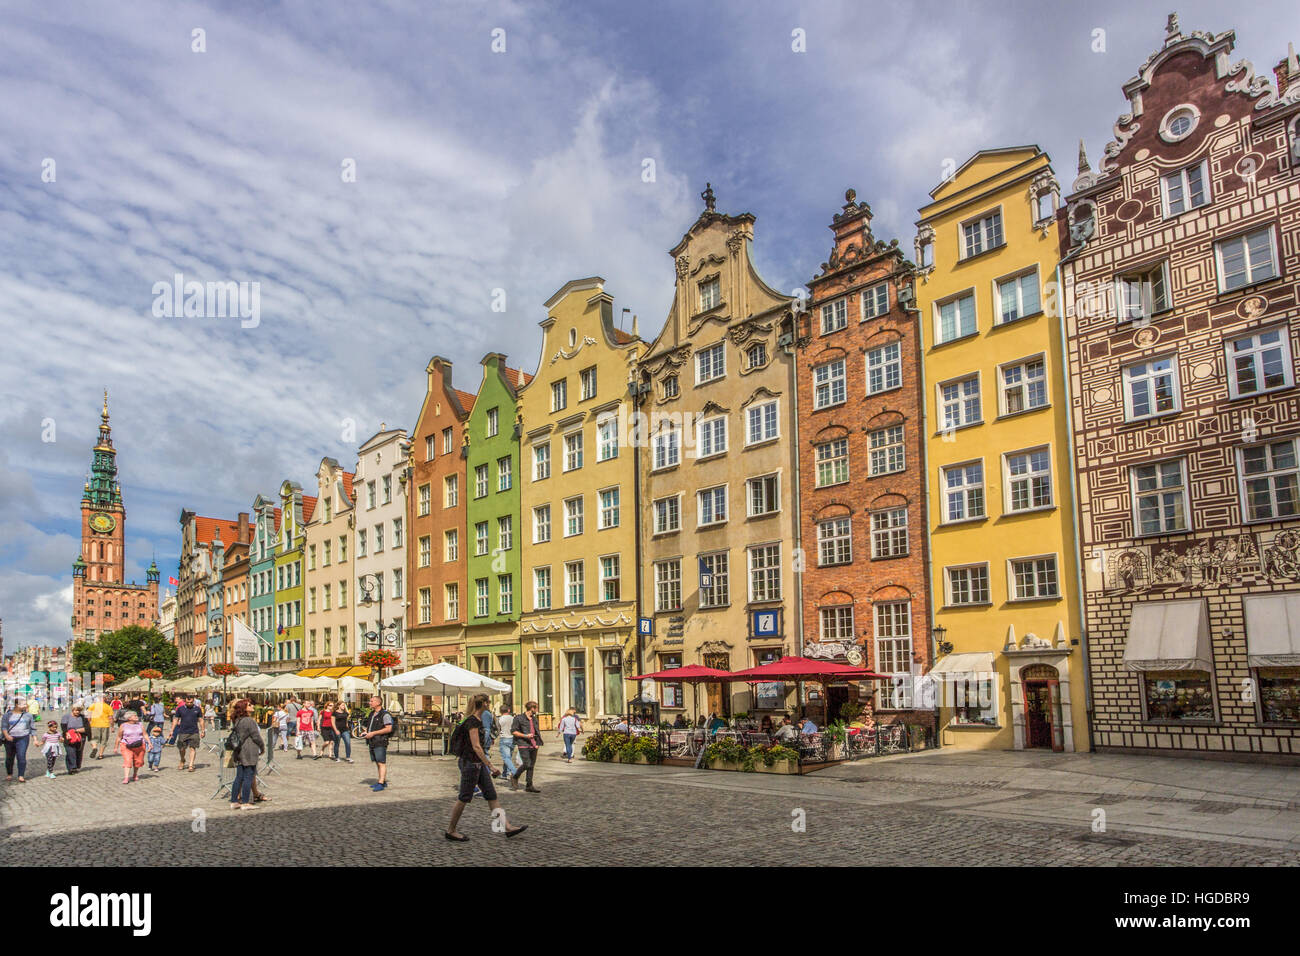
left=418, top=483, right=431, bottom=516
left=862, top=282, right=889, bottom=319
left=533, top=442, right=551, bottom=480
left=996, top=271, right=1041, bottom=323
left=939, top=376, right=981, bottom=430
left=497, top=515, right=513, bottom=552
left=1132, top=460, right=1188, bottom=535
left=475, top=578, right=489, bottom=617
left=1144, top=672, right=1215, bottom=722
left=1010, top=555, right=1060, bottom=600
left=1228, top=328, right=1293, bottom=398
left=868, top=425, right=905, bottom=475
left=819, top=606, right=854, bottom=642
left=866, top=342, right=902, bottom=393
left=444, top=475, right=458, bottom=508
left=696, top=342, right=725, bottom=383
left=662, top=375, right=679, bottom=399
left=815, top=439, right=849, bottom=487
left=474, top=464, right=489, bottom=498
left=604, top=650, right=624, bottom=716
left=1123, top=357, right=1180, bottom=420
left=580, top=366, right=597, bottom=401
left=748, top=544, right=781, bottom=603
left=392, top=568, right=402, bottom=599
left=1005, top=448, right=1053, bottom=512
left=814, top=359, right=847, bottom=409
left=1162, top=160, right=1210, bottom=216
left=1000, top=357, right=1048, bottom=415
left=475, top=521, right=489, bottom=556
left=655, top=559, right=682, bottom=611
left=563, top=432, right=583, bottom=472
left=698, top=485, right=728, bottom=526
left=498, top=456, right=512, bottom=491
left=536, top=652, right=555, bottom=714
left=874, top=602, right=913, bottom=709
left=653, top=426, right=680, bottom=470
left=425, top=435, right=435, bottom=461
left=444, top=529, right=458, bottom=562
left=308, top=545, right=316, bottom=571
left=597, top=417, right=619, bottom=461
left=1240, top=438, right=1300, bottom=521
left=871, top=508, right=909, bottom=558
left=696, top=416, right=728, bottom=458
left=942, top=461, right=985, bottom=521
left=564, top=561, right=584, bottom=607
left=392, top=518, right=402, bottom=549
left=820, top=298, right=848, bottom=334
left=444, top=583, right=459, bottom=621
left=564, top=496, right=584, bottom=536
left=598, top=487, right=620, bottom=529
left=600, top=556, right=620, bottom=601
left=374, top=523, right=384, bottom=552
left=1216, top=228, right=1279, bottom=291
left=498, top=575, right=513, bottom=615
left=961, top=210, right=1003, bottom=258
left=699, top=551, right=729, bottom=607
left=936, top=292, right=977, bottom=343
left=357, top=529, right=366, bottom=557
left=654, top=495, right=681, bottom=534
left=487, top=407, right=499, bottom=438
left=533, top=505, right=551, bottom=543
left=946, top=565, right=990, bottom=605
left=699, top=277, right=720, bottom=311
left=1258, top=670, right=1300, bottom=724
left=1117, top=262, right=1169, bottom=321
left=416, top=587, right=432, bottom=624
left=746, top=400, right=779, bottom=444
left=746, top=342, right=767, bottom=369
left=747, top=474, right=780, bottom=516
left=534, top=567, right=551, bottom=610
left=367, top=481, right=376, bottom=509
left=817, top=517, right=852, bottom=566
left=418, top=535, right=431, bottom=568
left=551, top=379, right=567, bottom=412
left=442, top=426, right=454, bottom=455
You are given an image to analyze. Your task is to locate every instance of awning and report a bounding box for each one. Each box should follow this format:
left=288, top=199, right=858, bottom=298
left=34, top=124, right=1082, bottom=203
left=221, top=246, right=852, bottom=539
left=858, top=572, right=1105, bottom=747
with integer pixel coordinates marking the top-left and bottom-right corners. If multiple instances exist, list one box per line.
left=929, top=652, right=995, bottom=679
left=1244, top=593, right=1300, bottom=667
left=319, top=666, right=351, bottom=678
left=297, top=668, right=327, bottom=677
left=1124, top=599, right=1212, bottom=672
left=342, top=666, right=372, bottom=678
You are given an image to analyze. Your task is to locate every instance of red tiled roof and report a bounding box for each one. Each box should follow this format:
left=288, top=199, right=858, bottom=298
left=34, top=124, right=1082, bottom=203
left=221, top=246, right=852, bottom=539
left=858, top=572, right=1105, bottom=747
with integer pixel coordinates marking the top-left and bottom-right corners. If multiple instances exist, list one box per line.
left=502, top=366, right=533, bottom=389
left=195, top=516, right=242, bottom=547
left=301, top=495, right=318, bottom=523
left=272, top=507, right=282, bottom=532
left=453, top=389, right=476, bottom=412
left=612, top=328, right=636, bottom=344
left=342, top=472, right=355, bottom=501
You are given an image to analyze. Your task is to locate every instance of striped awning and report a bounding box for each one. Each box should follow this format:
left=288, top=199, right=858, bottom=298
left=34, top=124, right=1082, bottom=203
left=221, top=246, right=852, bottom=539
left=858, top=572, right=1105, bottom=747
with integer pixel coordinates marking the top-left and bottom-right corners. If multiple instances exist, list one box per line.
left=297, top=668, right=327, bottom=677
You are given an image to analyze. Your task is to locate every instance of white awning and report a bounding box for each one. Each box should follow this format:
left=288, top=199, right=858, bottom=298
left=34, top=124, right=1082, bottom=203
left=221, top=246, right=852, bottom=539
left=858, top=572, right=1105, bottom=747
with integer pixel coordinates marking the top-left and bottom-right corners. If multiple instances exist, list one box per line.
left=929, top=652, right=995, bottom=679
left=1124, top=599, right=1212, bottom=672
left=1244, top=593, right=1300, bottom=667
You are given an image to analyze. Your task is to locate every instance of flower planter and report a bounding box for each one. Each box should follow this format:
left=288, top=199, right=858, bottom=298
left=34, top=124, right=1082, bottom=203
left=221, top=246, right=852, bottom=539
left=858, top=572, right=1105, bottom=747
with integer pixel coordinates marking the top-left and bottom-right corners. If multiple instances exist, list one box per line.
left=753, top=760, right=799, bottom=774
left=706, top=759, right=745, bottom=772
left=615, top=753, right=654, bottom=765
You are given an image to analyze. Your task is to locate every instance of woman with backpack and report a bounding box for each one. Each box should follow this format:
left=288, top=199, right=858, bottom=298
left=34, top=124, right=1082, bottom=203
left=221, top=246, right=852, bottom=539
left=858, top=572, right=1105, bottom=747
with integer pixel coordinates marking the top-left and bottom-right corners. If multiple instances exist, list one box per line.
left=227, top=699, right=265, bottom=810
left=60, top=704, right=90, bottom=774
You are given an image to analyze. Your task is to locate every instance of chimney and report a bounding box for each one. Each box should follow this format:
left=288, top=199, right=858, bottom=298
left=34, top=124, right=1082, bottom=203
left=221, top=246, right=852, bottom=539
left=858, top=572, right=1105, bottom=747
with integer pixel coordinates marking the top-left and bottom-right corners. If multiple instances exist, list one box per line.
left=237, top=512, right=250, bottom=543
left=1276, top=43, right=1299, bottom=97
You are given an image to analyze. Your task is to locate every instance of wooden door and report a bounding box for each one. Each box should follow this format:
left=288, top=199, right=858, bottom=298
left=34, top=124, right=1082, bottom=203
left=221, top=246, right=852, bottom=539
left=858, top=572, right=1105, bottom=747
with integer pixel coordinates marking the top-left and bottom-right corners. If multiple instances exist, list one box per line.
left=703, top=653, right=730, bottom=718
left=1024, top=681, right=1054, bottom=749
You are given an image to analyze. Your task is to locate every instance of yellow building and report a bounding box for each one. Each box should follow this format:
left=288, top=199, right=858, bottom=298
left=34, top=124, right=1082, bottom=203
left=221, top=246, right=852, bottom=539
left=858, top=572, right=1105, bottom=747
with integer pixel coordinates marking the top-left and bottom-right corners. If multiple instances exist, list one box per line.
left=915, top=146, right=1089, bottom=752
left=517, top=278, right=644, bottom=720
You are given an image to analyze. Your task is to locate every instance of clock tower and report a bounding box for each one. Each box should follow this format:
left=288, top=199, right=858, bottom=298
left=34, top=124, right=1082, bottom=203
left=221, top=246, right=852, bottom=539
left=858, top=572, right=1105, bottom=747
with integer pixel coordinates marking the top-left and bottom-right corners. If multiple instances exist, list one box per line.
left=71, top=392, right=159, bottom=643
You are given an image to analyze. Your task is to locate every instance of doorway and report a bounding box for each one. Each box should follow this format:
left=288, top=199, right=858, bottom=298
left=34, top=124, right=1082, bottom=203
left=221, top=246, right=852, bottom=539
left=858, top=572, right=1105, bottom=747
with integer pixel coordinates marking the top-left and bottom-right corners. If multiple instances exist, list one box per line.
left=1024, top=681, right=1055, bottom=749
left=703, top=653, right=730, bottom=718
left=826, top=684, right=850, bottom=725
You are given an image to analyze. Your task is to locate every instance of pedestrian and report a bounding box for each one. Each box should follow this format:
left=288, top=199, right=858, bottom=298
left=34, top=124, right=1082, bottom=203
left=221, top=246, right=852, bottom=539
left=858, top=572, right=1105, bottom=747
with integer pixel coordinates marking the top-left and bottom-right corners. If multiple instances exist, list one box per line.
left=86, top=695, right=113, bottom=760
left=60, top=704, right=90, bottom=774
left=227, top=699, right=264, bottom=811
left=171, top=693, right=206, bottom=772
left=39, top=721, right=63, bottom=778
left=444, top=694, right=527, bottom=842
left=28, top=698, right=40, bottom=724
left=146, top=696, right=166, bottom=733
left=331, top=700, right=353, bottom=762
left=296, top=699, right=321, bottom=759
left=496, top=704, right=518, bottom=782
left=557, top=707, right=582, bottom=763
left=283, top=696, right=300, bottom=742
left=146, top=725, right=165, bottom=771
left=203, top=701, right=216, bottom=732
left=116, top=710, right=146, bottom=784
left=319, top=699, right=337, bottom=756
left=274, top=704, right=289, bottom=750
left=3, top=699, right=34, bottom=782
left=360, top=695, right=394, bottom=791
left=509, top=700, right=543, bottom=793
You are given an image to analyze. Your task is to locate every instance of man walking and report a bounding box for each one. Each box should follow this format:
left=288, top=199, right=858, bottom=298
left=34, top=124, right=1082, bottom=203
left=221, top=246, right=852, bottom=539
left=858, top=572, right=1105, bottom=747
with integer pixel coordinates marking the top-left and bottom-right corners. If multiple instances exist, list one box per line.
left=171, top=693, right=206, bottom=772
left=510, top=700, right=543, bottom=793
left=87, top=694, right=113, bottom=759
left=496, top=704, right=518, bottom=786
left=444, top=694, right=527, bottom=842
left=146, top=696, right=166, bottom=734
left=361, top=695, right=394, bottom=791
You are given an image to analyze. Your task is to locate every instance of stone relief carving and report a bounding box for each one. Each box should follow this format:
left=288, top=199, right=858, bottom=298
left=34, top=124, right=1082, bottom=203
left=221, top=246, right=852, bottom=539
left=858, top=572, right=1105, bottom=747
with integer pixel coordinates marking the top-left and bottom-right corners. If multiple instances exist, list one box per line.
left=551, top=335, right=598, bottom=364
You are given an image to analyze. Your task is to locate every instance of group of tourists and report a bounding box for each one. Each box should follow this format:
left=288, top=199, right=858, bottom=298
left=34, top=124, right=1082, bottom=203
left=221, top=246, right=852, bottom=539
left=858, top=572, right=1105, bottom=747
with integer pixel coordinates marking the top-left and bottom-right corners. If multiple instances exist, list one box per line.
left=269, top=697, right=355, bottom=763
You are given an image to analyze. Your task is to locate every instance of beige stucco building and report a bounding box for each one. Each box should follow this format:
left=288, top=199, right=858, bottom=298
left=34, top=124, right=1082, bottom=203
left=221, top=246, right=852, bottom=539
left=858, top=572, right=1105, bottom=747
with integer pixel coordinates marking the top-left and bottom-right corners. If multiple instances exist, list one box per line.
left=304, top=458, right=356, bottom=668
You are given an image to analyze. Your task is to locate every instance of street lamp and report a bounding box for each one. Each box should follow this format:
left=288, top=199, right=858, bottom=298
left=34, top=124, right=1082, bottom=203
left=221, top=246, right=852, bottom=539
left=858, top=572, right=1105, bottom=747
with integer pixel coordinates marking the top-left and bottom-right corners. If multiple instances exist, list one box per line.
left=357, top=572, right=403, bottom=704
left=933, top=625, right=952, bottom=657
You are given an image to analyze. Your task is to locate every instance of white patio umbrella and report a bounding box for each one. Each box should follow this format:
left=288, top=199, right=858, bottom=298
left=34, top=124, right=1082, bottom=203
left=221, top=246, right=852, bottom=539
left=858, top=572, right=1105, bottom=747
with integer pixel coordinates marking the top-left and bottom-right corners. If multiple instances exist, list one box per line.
left=259, top=673, right=336, bottom=693
left=336, top=675, right=376, bottom=696
left=379, top=661, right=509, bottom=696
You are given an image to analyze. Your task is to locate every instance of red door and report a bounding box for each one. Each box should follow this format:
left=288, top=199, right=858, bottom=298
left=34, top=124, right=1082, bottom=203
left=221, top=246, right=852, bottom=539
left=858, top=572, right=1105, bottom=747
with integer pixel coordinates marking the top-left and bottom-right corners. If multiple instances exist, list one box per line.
left=1024, top=680, right=1058, bottom=750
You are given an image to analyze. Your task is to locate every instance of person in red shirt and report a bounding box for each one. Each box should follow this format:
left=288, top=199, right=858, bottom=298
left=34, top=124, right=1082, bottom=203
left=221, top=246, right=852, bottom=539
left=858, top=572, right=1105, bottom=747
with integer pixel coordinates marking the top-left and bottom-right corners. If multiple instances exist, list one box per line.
left=296, top=700, right=321, bottom=759
left=319, top=699, right=337, bottom=759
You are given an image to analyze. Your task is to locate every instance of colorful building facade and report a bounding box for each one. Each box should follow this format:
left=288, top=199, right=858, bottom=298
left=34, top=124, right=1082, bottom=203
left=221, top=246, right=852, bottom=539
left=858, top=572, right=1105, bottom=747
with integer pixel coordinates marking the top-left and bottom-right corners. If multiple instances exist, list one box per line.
left=305, top=458, right=355, bottom=669
left=273, top=481, right=314, bottom=668
left=353, top=427, right=410, bottom=668
left=248, top=495, right=280, bottom=668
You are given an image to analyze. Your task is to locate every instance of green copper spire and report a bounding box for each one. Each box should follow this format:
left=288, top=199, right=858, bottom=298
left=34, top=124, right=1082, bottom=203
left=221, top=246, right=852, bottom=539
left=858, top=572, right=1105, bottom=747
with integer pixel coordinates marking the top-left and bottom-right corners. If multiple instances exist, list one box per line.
left=86, top=389, right=120, bottom=509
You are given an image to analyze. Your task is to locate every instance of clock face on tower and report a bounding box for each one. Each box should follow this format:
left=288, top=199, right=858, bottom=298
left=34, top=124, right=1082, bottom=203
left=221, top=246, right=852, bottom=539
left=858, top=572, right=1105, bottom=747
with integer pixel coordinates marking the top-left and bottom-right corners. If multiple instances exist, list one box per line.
left=89, top=512, right=116, bottom=534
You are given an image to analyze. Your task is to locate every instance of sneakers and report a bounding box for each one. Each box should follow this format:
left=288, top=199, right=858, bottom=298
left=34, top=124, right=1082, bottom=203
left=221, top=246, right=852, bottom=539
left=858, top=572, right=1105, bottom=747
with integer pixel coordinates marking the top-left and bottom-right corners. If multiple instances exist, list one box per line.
left=345, top=757, right=354, bottom=764
left=370, top=782, right=387, bottom=792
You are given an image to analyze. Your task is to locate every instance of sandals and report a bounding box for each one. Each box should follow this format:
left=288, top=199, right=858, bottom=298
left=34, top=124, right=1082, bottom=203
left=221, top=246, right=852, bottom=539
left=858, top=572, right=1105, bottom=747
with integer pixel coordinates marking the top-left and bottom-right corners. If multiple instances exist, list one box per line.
left=444, top=831, right=469, bottom=842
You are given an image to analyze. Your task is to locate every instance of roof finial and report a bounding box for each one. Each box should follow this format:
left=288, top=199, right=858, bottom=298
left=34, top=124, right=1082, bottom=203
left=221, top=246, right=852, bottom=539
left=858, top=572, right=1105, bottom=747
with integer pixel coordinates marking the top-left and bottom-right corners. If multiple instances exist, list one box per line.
left=1077, top=138, right=1091, bottom=174
left=1165, top=12, right=1180, bottom=43
left=1289, top=41, right=1298, bottom=73
left=701, top=182, right=716, bottom=212
left=101, top=388, right=109, bottom=421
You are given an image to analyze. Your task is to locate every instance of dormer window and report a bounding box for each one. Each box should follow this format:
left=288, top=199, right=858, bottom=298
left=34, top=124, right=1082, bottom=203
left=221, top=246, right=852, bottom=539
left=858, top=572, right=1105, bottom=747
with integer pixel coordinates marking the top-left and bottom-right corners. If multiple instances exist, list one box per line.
left=699, top=277, right=720, bottom=312
left=746, top=342, right=767, bottom=369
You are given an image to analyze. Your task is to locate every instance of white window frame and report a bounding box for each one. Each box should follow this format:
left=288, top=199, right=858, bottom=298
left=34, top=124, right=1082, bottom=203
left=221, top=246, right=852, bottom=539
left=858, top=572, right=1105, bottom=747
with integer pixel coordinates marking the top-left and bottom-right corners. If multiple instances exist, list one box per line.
left=1115, top=261, right=1170, bottom=322
left=564, top=496, right=584, bottom=537
left=564, top=561, right=585, bottom=607
left=533, top=567, right=552, bottom=611
left=699, top=551, right=729, bottom=608
left=815, top=438, right=849, bottom=488
left=1008, top=554, right=1061, bottom=601
left=653, top=426, right=681, bottom=471
left=580, top=366, right=597, bottom=401
left=653, top=494, right=682, bottom=535
left=696, top=415, right=728, bottom=459
left=998, top=355, right=1049, bottom=416
left=820, top=297, right=848, bottom=334
left=1238, top=438, right=1300, bottom=522
left=533, top=505, right=551, bottom=544
left=1161, top=159, right=1211, bottom=218
left=551, top=379, right=567, bottom=412
left=866, top=341, right=902, bottom=394
left=942, top=461, right=985, bottom=525
left=599, top=555, right=620, bottom=602
left=1226, top=326, right=1294, bottom=399
left=994, top=268, right=1042, bottom=324
left=1003, top=446, right=1054, bottom=513
left=861, top=282, right=889, bottom=320
left=934, top=290, right=977, bottom=344
left=654, top=559, right=682, bottom=612
left=1122, top=356, right=1181, bottom=421
left=816, top=516, right=853, bottom=566
left=745, top=400, right=780, bottom=445
left=868, top=425, right=906, bottom=476
left=819, top=606, right=854, bottom=642
left=697, top=485, right=728, bottom=527
left=746, top=473, right=780, bottom=517
left=696, top=342, right=726, bottom=384
left=814, top=359, right=848, bottom=410
left=746, top=543, right=782, bottom=603
left=870, top=507, right=909, bottom=558
left=597, top=416, right=619, bottom=461
left=1215, top=226, right=1280, bottom=292
left=960, top=208, right=1003, bottom=259
left=563, top=431, right=584, bottom=472
left=1131, top=459, right=1189, bottom=536
left=873, top=601, right=914, bottom=709
left=945, top=563, right=991, bottom=606
left=938, top=374, right=982, bottom=430
left=533, top=442, right=551, bottom=481
left=598, top=487, right=620, bottom=529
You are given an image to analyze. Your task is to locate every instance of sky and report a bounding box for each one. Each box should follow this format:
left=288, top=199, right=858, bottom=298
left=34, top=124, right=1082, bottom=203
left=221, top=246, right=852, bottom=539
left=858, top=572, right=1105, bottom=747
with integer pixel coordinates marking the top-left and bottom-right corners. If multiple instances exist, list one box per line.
left=0, top=0, right=1294, bottom=649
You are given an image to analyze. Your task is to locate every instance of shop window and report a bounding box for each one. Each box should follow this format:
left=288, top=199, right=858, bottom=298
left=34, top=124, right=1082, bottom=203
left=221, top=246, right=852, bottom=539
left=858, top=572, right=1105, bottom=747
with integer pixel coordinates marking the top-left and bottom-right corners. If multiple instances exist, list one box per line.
left=1142, top=672, right=1215, bottom=722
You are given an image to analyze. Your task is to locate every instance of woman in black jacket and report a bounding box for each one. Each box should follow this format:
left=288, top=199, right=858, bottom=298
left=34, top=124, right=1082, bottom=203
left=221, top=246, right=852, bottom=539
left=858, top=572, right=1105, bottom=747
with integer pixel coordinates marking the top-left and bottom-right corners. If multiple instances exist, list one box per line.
left=60, top=705, right=90, bottom=774
left=228, top=699, right=265, bottom=811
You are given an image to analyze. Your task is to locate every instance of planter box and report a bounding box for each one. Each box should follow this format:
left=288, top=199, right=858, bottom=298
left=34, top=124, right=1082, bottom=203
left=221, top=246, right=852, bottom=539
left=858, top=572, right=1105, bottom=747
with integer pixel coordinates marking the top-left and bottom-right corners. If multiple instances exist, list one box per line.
left=706, top=759, right=745, bottom=772
left=616, top=753, right=655, bottom=765
left=753, top=760, right=799, bottom=774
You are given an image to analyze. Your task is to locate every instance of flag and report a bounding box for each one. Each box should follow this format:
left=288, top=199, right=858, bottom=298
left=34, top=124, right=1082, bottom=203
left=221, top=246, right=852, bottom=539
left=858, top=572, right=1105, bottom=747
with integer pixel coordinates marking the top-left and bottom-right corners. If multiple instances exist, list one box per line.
left=277, top=624, right=284, bottom=635
left=168, top=576, right=178, bottom=586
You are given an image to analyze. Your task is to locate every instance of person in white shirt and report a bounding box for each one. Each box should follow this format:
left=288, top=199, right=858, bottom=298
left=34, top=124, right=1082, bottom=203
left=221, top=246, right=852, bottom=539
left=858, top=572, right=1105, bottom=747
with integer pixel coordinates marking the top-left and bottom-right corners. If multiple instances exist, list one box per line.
left=556, top=708, right=582, bottom=763
left=496, top=705, right=518, bottom=781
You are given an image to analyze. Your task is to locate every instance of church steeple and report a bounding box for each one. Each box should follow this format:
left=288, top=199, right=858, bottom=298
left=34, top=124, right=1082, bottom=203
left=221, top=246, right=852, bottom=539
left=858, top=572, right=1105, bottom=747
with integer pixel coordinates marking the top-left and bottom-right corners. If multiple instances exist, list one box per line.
left=86, top=389, right=121, bottom=509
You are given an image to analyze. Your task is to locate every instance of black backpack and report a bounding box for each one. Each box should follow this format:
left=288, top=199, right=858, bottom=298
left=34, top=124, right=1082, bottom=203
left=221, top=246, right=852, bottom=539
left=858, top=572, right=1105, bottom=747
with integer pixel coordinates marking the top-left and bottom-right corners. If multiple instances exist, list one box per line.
left=448, top=716, right=473, bottom=758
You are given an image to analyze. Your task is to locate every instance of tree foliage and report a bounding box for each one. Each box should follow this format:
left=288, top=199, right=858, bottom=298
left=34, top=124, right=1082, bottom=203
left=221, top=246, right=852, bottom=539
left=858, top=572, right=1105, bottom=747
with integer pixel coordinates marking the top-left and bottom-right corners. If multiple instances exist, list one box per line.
left=70, top=625, right=177, bottom=680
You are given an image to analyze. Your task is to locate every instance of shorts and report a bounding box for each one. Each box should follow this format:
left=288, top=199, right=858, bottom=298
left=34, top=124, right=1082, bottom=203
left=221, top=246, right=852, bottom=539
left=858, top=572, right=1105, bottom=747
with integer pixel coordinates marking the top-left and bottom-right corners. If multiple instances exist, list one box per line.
left=369, top=745, right=387, bottom=764
left=457, top=758, right=496, bottom=803
left=93, top=725, right=111, bottom=747
left=176, top=733, right=201, bottom=752
left=298, top=730, right=317, bottom=741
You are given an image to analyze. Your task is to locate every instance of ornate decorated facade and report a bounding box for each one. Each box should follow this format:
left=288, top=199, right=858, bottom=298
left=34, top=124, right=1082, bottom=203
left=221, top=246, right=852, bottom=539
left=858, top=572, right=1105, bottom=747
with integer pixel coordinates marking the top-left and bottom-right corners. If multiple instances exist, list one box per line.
left=1060, top=17, right=1300, bottom=756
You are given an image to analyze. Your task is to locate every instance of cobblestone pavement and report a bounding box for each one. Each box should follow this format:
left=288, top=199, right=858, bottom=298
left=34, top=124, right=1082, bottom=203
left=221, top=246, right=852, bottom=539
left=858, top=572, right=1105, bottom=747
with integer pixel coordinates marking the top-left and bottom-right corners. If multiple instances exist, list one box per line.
left=3, top=738, right=1298, bottom=866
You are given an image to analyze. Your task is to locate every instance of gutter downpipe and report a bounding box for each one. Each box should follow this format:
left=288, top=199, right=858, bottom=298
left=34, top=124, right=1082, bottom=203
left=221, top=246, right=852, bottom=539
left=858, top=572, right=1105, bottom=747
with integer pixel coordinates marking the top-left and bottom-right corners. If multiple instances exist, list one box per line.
left=910, top=273, right=941, bottom=750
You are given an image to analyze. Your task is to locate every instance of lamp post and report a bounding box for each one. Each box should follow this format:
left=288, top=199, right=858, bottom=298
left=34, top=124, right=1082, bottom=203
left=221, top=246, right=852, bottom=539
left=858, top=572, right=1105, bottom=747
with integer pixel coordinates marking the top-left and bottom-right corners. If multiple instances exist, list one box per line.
left=931, top=624, right=950, bottom=751
left=358, top=573, right=402, bottom=705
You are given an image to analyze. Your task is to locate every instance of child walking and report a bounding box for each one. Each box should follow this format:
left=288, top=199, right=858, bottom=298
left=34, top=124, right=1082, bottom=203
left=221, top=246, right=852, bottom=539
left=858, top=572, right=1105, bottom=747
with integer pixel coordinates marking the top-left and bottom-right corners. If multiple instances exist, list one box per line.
left=146, top=725, right=165, bottom=771
left=39, top=721, right=63, bottom=778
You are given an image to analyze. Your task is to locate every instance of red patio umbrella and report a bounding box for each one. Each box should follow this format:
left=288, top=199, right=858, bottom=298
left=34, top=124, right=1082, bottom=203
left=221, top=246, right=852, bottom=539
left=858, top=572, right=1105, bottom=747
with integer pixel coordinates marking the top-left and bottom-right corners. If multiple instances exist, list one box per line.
left=632, top=664, right=734, bottom=683
left=727, top=656, right=890, bottom=682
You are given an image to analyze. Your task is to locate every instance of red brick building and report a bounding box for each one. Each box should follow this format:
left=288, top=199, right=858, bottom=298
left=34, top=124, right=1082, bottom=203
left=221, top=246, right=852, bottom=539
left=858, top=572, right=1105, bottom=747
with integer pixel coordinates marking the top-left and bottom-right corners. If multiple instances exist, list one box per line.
left=796, top=190, right=934, bottom=732
left=71, top=393, right=159, bottom=642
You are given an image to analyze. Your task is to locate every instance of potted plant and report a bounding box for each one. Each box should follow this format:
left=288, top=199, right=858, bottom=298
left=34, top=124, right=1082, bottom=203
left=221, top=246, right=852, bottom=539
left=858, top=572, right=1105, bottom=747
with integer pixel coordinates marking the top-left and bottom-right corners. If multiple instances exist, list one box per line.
left=138, top=669, right=163, bottom=695
left=359, top=649, right=401, bottom=691
left=703, top=736, right=746, bottom=771
left=752, top=744, right=800, bottom=774
left=212, top=662, right=239, bottom=697
left=823, top=720, right=848, bottom=760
